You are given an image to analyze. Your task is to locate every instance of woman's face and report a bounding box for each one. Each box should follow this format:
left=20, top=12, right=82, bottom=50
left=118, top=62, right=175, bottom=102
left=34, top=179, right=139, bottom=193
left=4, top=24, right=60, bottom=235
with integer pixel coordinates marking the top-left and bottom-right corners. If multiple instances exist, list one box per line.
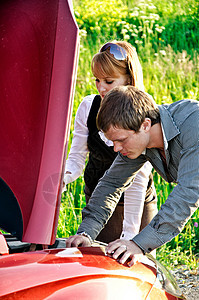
left=95, top=74, right=128, bottom=99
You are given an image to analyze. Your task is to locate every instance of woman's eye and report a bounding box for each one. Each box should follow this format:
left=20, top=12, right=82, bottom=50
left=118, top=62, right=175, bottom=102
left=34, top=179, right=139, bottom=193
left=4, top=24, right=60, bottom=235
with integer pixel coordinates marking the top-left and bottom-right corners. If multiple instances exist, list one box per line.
left=106, top=81, right=113, bottom=84
left=95, top=78, right=100, bottom=83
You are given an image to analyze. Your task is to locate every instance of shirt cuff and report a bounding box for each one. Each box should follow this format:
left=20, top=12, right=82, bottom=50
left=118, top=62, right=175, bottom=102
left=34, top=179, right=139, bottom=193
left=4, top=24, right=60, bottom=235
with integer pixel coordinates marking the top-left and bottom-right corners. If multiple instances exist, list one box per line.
left=132, top=224, right=165, bottom=253
left=63, top=173, right=74, bottom=185
left=77, top=232, right=93, bottom=244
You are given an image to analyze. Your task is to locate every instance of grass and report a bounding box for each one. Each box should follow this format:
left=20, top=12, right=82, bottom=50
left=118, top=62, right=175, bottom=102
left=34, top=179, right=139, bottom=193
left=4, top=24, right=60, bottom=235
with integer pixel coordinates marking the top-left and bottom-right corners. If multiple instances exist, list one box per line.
left=57, top=0, right=199, bottom=270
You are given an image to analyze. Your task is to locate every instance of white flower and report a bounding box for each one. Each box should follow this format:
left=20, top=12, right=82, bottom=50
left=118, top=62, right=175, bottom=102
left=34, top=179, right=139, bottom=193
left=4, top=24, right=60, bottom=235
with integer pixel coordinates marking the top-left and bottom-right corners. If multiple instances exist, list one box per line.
left=159, top=50, right=166, bottom=56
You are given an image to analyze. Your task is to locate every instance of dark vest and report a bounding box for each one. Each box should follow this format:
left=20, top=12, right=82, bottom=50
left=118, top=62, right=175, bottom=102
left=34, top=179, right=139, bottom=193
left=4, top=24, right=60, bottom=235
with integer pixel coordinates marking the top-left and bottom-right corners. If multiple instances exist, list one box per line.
left=84, top=95, right=123, bottom=194
left=84, top=95, right=154, bottom=203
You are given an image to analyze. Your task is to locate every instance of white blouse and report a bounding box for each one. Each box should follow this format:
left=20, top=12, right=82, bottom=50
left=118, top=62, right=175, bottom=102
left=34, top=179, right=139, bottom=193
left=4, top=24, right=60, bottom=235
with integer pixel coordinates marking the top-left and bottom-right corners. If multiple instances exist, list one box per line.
left=63, top=94, right=153, bottom=239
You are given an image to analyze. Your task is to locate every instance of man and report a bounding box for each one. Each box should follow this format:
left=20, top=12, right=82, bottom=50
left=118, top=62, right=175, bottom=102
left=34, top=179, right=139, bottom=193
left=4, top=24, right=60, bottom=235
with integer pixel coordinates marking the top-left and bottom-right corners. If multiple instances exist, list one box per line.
left=66, top=86, right=199, bottom=266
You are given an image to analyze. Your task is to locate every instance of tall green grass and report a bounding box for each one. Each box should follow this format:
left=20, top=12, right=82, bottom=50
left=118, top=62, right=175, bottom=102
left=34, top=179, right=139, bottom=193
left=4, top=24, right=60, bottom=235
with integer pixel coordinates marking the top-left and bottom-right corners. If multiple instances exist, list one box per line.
left=59, top=0, right=199, bottom=269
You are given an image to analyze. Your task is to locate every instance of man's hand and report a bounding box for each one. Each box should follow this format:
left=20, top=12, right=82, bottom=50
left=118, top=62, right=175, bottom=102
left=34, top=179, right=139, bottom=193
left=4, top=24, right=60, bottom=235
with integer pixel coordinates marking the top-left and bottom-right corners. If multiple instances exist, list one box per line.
left=29, top=244, right=48, bottom=251
left=106, top=239, right=144, bottom=267
left=65, top=234, right=91, bottom=248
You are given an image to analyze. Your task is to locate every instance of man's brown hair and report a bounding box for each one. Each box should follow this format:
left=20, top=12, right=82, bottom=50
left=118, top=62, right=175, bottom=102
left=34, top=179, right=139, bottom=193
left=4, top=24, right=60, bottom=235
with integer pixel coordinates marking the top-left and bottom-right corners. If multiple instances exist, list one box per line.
left=97, top=86, right=160, bottom=132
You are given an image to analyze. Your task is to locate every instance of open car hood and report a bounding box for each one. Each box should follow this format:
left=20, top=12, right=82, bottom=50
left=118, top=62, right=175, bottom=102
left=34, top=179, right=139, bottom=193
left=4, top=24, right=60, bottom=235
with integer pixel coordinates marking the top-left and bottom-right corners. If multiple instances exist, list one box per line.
left=0, top=0, right=79, bottom=245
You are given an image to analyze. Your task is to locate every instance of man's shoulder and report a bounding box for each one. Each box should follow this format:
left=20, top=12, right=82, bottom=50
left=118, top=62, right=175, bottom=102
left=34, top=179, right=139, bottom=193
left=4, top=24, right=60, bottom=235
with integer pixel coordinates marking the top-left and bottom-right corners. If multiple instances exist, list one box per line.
left=159, top=99, right=199, bottom=143
left=161, top=99, right=199, bottom=111
left=160, top=99, right=199, bottom=121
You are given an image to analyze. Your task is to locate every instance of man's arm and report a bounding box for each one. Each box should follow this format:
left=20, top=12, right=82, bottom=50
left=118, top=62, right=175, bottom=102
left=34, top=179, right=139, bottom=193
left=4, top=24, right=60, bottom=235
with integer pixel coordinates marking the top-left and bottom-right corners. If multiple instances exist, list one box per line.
left=77, top=154, right=146, bottom=239
left=133, top=145, right=199, bottom=253
left=103, top=144, right=199, bottom=265
left=65, top=153, right=146, bottom=247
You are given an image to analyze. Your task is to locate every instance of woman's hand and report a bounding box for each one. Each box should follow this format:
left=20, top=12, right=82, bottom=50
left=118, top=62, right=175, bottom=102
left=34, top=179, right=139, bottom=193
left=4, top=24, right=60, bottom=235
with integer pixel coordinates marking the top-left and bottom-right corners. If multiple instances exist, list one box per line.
left=65, top=234, right=91, bottom=248
left=106, top=239, right=143, bottom=267
left=62, top=171, right=72, bottom=193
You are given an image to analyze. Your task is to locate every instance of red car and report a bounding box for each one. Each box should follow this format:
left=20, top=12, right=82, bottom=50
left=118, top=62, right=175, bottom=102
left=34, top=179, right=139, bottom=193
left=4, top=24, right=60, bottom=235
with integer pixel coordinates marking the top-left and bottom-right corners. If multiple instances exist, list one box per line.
left=0, top=236, right=185, bottom=299
left=0, top=0, right=79, bottom=246
left=0, top=1, right=185, bottom=299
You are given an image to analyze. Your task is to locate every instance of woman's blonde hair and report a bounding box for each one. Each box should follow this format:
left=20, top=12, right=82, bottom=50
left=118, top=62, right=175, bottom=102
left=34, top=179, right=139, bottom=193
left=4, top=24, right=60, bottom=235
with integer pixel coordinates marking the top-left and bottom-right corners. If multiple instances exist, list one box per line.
left=91, top=41, right=145, bottom=91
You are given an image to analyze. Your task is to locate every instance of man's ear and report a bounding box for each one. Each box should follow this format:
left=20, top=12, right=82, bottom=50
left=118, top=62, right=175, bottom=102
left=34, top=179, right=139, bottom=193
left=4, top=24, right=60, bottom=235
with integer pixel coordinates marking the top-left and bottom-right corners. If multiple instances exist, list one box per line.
left=142, top=118, right=151, bottom=132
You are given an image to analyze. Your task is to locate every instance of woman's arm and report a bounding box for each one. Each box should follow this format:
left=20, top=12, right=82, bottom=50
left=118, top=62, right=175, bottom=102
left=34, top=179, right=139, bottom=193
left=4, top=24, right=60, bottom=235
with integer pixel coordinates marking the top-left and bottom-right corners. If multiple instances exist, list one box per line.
left=121, top=161, right=152, bottom=239
left=63, top=95, right=95, bottom=191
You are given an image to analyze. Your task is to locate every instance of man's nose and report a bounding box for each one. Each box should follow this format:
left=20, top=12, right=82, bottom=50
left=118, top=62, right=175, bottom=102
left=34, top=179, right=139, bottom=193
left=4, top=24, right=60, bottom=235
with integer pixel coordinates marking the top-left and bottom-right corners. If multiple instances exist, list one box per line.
left=114, top=142, right=122, bottom=152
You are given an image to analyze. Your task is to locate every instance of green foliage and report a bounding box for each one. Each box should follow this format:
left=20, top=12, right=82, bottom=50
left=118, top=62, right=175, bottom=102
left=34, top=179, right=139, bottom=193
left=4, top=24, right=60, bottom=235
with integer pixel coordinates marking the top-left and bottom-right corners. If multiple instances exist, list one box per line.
left=57, top=177, right=85, bottom=237
left=74, top=0, right=166, bottom=53
left=157, top=216, right=199, bottom=270
left=142, top=46, right=199, bottom=103
left=74, top=0, right=199, bottom=57
left=74, top=0, right=128, bottom=42
left=58, top=0, right=199, bottom=269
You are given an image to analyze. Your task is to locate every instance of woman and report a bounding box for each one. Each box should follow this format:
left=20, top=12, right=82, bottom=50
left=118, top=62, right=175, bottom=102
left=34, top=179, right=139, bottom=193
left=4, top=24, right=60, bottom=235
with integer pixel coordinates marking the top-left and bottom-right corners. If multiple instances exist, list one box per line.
left=63, top=41, right=157, bottom=243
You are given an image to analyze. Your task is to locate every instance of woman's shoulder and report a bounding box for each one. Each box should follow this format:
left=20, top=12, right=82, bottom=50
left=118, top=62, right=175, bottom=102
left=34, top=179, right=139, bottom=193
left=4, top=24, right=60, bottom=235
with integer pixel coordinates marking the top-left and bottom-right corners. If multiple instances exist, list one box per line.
left=75, top=94, right=97, bottom=122
left=82, top=94, right=97, bottom=104
left=78, top=94, right=97, bottom=111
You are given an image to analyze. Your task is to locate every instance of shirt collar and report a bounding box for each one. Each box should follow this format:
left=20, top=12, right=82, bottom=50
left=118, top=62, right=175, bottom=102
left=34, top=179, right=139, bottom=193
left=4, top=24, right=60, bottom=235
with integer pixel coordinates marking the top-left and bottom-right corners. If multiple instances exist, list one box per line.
left=144, top=105, right=180, bottom=155
left=161, top=122, right=168, bottom=150
left=158, top=105, right=180, bottom=142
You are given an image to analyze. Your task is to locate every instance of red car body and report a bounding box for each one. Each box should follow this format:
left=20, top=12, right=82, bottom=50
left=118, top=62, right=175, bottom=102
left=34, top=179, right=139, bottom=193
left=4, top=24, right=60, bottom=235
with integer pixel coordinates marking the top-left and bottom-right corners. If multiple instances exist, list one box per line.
left=0, top=244, right=184, bottom=300
left=0, top=1, right=185, bottom=299
left=0, top=0, right=79, bottom=245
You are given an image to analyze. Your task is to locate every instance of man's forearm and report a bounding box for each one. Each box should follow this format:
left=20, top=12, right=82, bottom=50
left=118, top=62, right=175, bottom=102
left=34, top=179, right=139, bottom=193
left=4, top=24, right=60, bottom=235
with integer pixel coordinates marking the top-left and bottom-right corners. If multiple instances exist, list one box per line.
left=132, top=183, right=199, bottom=253
left=77, top=154, right=146, bottom=240
left=132, top=224, right=165, bottom=253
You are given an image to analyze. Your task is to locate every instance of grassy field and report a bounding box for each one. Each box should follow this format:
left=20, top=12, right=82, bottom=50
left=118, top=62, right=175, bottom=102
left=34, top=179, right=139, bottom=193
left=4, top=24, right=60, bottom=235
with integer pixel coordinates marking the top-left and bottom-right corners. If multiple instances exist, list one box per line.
left=59, top=0, right=199, bottom=269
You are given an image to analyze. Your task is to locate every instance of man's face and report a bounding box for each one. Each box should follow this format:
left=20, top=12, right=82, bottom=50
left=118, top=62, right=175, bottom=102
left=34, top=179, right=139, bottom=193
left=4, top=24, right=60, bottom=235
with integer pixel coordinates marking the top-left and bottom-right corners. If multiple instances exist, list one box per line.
left=104, top=124, right=150, bottom=159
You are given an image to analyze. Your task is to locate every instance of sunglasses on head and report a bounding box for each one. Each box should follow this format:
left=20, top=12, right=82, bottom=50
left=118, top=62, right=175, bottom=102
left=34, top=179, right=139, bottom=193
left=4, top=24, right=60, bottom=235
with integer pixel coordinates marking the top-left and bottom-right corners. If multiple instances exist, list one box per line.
left=99, top=42, right=127, bottom=61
